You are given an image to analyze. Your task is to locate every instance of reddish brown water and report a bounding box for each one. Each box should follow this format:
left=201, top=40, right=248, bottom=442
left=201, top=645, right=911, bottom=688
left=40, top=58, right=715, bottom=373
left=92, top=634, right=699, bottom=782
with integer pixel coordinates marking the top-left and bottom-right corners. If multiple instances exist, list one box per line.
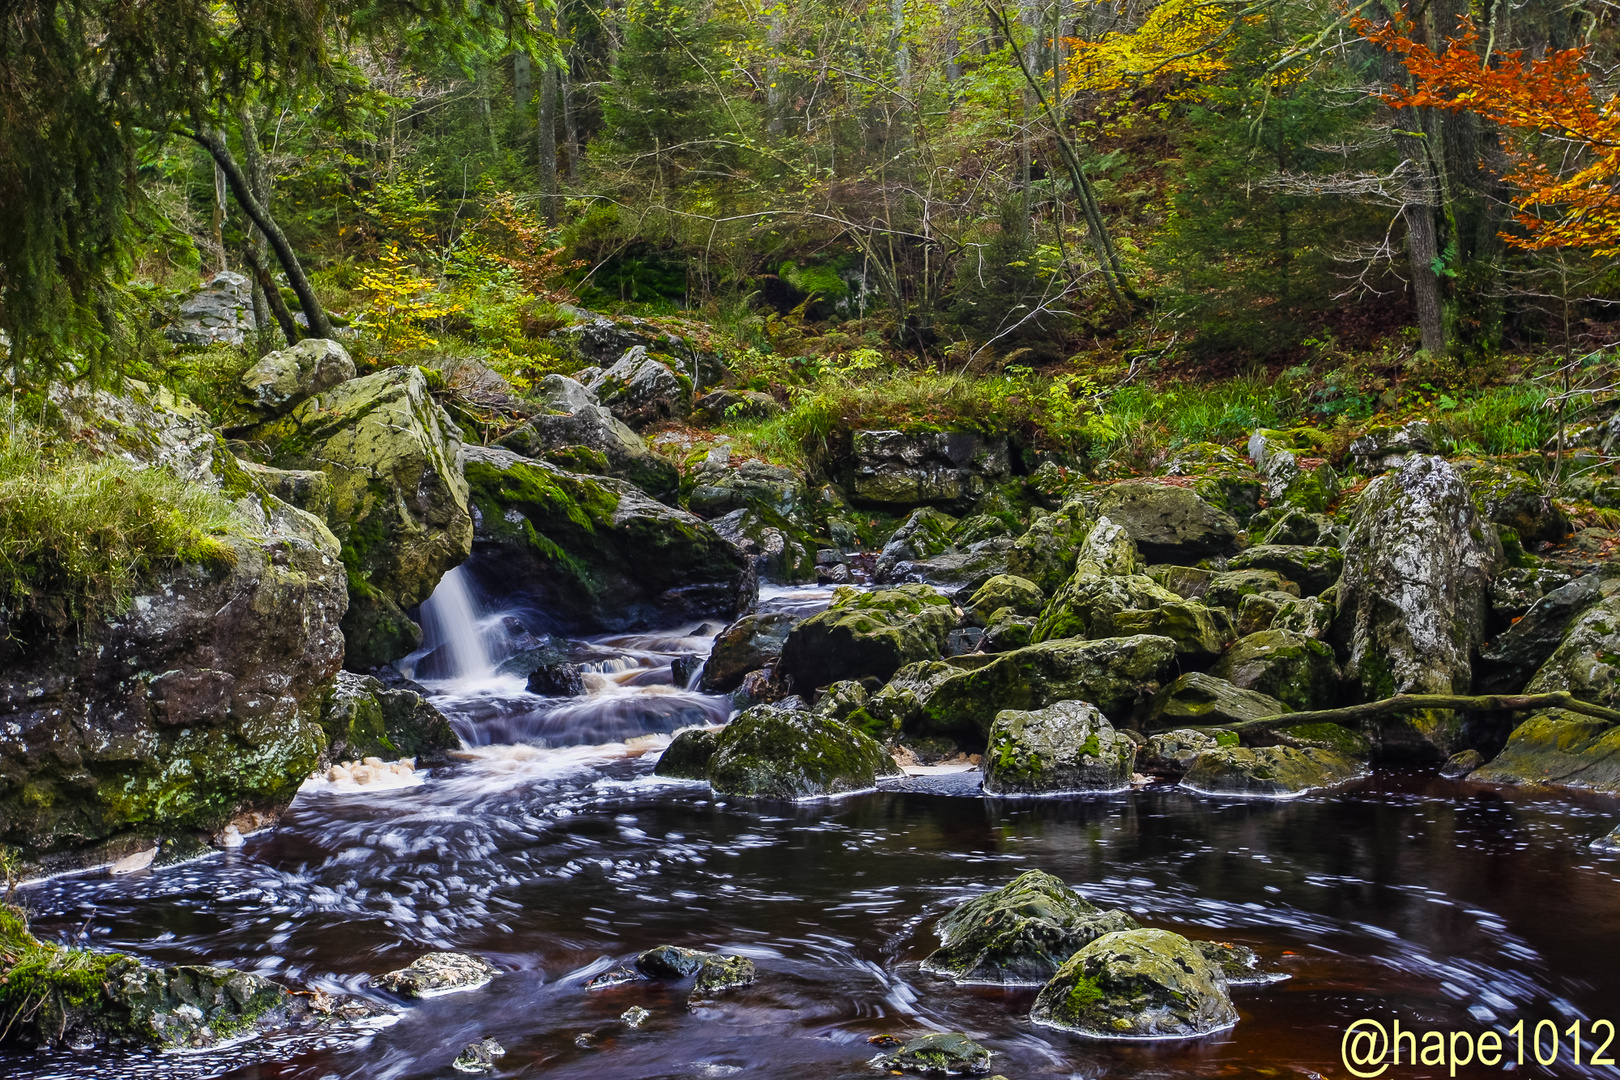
left=5, top=606, right=1619, bottom=1079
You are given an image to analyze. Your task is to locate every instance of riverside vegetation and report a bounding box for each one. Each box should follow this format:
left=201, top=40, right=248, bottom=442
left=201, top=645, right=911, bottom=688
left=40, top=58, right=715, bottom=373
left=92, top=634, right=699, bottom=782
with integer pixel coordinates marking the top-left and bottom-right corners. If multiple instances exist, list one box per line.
left=5, top=0, right=1620, bottom=1072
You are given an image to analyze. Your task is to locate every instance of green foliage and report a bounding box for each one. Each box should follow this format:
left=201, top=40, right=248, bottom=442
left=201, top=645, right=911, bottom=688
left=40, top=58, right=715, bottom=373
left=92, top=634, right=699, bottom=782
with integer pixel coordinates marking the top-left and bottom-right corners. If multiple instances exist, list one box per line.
left=0, top=418, right=239, bottom=626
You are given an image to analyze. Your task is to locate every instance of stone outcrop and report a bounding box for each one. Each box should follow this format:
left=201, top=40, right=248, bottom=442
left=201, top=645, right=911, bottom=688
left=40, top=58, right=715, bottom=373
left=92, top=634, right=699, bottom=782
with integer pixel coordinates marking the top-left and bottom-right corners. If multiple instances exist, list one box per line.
left=776, top=584, right=955, bottom=693
left=983, top=701, right=1137, bottom=795
left=496, top=374, right=678, bottom=499
left=847, top=430, right=1010, bottom=510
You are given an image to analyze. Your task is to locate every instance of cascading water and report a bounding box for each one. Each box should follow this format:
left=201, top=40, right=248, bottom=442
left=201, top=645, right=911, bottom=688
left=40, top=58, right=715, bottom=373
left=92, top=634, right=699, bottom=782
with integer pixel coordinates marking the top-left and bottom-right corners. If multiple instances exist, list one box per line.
left=411, top=565, right=499, bottom=683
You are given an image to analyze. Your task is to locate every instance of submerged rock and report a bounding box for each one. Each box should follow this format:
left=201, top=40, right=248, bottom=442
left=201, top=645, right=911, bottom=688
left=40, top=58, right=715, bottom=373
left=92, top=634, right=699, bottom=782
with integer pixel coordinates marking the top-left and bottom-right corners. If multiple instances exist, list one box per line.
left=692, top=953, right=756, bottom=996
left=371, top=952, right=500, bottom=997
left=866, top=635, right=1179, bottom=738
left=1332, top=455, right=1500, bottom=759
left=452, top=1037, right=506, bottom=1073
left=1180, top=746, right=1367, bottom=798
left=1194, top=940, right=1282, bottom=986
left=1030, top=927, right=1238, bottom=1039
left=776, top=584, right=956, bottom=693
left=873, top=1032, right=994, bottom=1075
left=923, top=870, right=1139, bottom=985
left=654, top=728, right=720, bottom=780
left=705, top=704, right=898, bottom=798
left=983, top=702, right=1137, bottom=795
left=1441, top=749, right=1485, bottom=778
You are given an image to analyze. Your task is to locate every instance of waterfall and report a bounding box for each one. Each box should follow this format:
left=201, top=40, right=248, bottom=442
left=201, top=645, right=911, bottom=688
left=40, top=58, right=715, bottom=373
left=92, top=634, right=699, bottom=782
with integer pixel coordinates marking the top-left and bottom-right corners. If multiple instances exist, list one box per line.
left=416, top=565, right=497, bottom=682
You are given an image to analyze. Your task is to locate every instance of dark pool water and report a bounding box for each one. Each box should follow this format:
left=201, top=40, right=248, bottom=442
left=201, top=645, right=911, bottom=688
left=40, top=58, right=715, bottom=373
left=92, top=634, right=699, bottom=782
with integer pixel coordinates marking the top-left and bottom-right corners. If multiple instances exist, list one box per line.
left=6, top=601, right=1620, bottom=1079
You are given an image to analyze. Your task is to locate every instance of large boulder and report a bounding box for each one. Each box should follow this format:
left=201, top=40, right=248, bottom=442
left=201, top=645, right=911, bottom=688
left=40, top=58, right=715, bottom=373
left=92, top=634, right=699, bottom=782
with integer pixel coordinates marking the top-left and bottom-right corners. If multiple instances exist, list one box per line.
left=321, top=671, right=459, bottom=765
left=0, top=497, right=348, bottom=870
left=1030, top=928, right=1238, bottom=1039
left=1095, top=481, right=1241, bottom=563
left=1140, top=729, right=1224, bottom=776
left=51, top=378, right=235, bottom=490
left=1458, top=460, right=1569, bottom=546
left=701, top=612, right=799, bottom=693
left=1181, top=746, right=1367, bottom=798
left=688, top=455, right=809, bottom=521
left=923, top=870, right=1139, bottom=985
left=776, top=584, right=955, bottom=693
left=1330, top=455, right=1500, bottom=758
left=1137, top=672, right=1287, bottom=732
left=461, top=446, right=753, bottom=633
left=965, top=574, right=1046, bottom=622
left=983, top=701, right=1137, bottom=794
left=847, top=430, right=1010, bottom=511
left=1112, top=601, right=1230, bottom=658
left=705, top=704, right=899, bottom=798
left=1033, top=517, right=1182, bottom=642
left=1475, top=576, right=1601, bottom=694
left=1260, top=450, right=1337, bottom=513
left=1467, top=715, right=1620, bottom=794
left=863, top=635, right=1179, bottom=737
left=583, top=347, right=690, bottom=428
left=709, top=507, right=819, bottom=584
left=1520, top=592, right=1620, bottom=709
left=496, top=374, right=678, bottom=499
left=165, top=270, right=254, bottom=346
left=238, top=339, right=356, bottom=416
left=1006, top=499, right=1098, bottom=594
left=240, top=365, right=473, bottom=670
left=1210, top=629, right=1340, bottom=712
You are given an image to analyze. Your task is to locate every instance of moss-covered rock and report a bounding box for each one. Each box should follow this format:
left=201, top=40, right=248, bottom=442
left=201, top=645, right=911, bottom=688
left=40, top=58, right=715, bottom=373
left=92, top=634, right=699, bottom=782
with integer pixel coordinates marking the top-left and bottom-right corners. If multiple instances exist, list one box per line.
left=1095, top=481, right=1241, bottom=564
left=237, top=338, right=356, bottom=417
left=497, top=374, right=679, bottom=499
left=873, top=1032, right=994, bottom=1075
left=1113, top=601, right=1230, bottom=658
left=864, top=635, right=1179, bottom=737
left=1181, top=746, right=1367, bottom=797
left=1271, top=723, right=1372, bottom=759
left=322, top=671, right=458, bottom=765
left=1226, top=545, right=1343, bottom=596
left=1030, top=927, right=1238, bottom=1039
left=1234, top=591, right=1284, bottom=636
left=983, top=702, right=1137, bottom=794
left=1271, top=595, right=1333, bottom=639
left=1006, top=498, right=1098, bottom=594
left=460, top=445, right=753, bottom=633
left=708, top=505, right=820, bottom=584
left=875, top=507, right=959, bottom=577
left=1204, top=569, right=1299, bottom=611
left=0, top=496, right=347, bottom=869
left=242, top=365, right=472, bottom=665
left=923, top=870, right=1139, bottom=985
left=1476, top=576, right=1600, bottom=695
left=1261, top=450, right=1338, bottom=513
left=848, top=430, right=1011, bottom=511
left=1137, top=672, right=1286, bottom=733
left=776, top=584, right=955, bottom=693
left=1519, top=593, right=1620, bottom=711
left=705, top=704, right=899, bottom=798
left=982, top=610, right=1037, bottom=652
left=1457, top=459, right=1569, bottom=545
left=653, top=728, right=720, bottom=779
left=1470, top=714, right=1620, bottom=793
left=701, top=612, right=799, bottom=692
left=965, top=575, right=1046, bottom=622
left=0, top=904, right=299, bottom=1048
left=582, top=347, right=690, bottom=429
left=1140, top=729, right=1222, bottom=776
left=371, top=952, right=499, bottom=997
left=1033, top=572, right=1181, bottom=643
left=691, top=953, right=757, bottom=997
left=1260, top=508, right=1338, bottom=547
left=1210, top=630, right=1340, bottom=712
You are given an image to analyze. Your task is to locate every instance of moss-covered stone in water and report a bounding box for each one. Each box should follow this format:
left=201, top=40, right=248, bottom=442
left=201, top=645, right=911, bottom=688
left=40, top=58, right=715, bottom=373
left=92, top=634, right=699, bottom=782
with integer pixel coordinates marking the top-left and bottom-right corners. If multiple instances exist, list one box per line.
left=983, top=702, right=1137, bottom=795
left=1180, top=745, right=1367, bottom=798
left=321, top=671, right=458, bottom=765
left=1030, top=927, right=1238, bottom=1039
left=691, top=954, right=756, bottom=997
left=654, top=728, right=719, bottom=779
left=875, top=1031, right=994, bottom=1075
left=1470, top=714, right=1620, bottom=794
left=923, top=870, right=1140, bottom=985
left=0, top=903, right=287, bottom=1048
left=704, top=705, right=899, bottom=798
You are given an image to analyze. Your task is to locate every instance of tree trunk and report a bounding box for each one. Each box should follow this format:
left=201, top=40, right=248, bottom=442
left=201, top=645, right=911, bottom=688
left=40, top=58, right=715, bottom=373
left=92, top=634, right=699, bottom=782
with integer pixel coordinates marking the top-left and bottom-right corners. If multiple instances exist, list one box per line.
left=513, top=53, right=532, bottom=110
left=187, top=123, right=333, bottom=340
left=1218, top=690, right=1620, bottom=737
left=240, top=246, right=301, bottom=345
left=236, top=107, right=292, bottom=342
left=539, top=60, right=559, bottom=223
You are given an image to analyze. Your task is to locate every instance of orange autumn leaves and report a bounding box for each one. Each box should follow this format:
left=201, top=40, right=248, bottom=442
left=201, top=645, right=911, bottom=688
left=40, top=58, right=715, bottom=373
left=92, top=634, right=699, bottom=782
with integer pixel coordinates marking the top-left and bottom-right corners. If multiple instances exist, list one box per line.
left=1358, top=11, right=1620, bottom=256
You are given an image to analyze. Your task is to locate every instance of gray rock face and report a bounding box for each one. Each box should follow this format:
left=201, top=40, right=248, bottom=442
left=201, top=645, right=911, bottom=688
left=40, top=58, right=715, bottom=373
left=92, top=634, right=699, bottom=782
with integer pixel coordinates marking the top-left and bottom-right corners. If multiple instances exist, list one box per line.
left=51, top=379, right=230, bottom=488
left=875, top=507, right=958, bottom=579
left=0, top=497, right=347, bottom=868
left=496, top=375, right=678, bottom=499
left=1332, top=455, right=1502, bottom=759
left=584, top=347, right=688, bottom=428
left=1030, top=927, right=1238, bottom=1039
left=167, top=271, right=254, bottom=346
left=776, top=584, right=956, bottom=693
left=1521, top=592, right=1620, bottom=708
left=704, top=704, right=899, bottom=798
left=1593, top=823, right=1620, bottom=853
left=983, top=701, right=1137, bottom=794
left=701, top=612, right=799, bottom=692
left=1181, top=746, right=1367, bottom=798
left=371, top=952, right=500, bottom=997
left=1095, top=481, right=1241, bottom=563
left=689, top=459, right=809, bottom=520
left=692, top=389, right=782, bottom=424
left=1349, top=421, right=1434, bottom=473
left=1476, top=576, right=1601, bottom=694
left=923, top=870, right=1139, bottom=985
left=848, top=429, right=1010, bottom=510
left=239, top=339, right=356, bottom=415
left=1458, top=459, right=1569, bottom=545
left=1138, top=672, right=1286, bottom=732
left=709, top=507, right=818, bottom=584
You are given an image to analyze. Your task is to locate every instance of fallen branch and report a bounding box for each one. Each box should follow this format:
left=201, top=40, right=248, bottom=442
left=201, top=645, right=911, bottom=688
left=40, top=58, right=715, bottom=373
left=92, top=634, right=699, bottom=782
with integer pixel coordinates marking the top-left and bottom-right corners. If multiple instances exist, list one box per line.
left=1225, top=691, right=1620, bottom=736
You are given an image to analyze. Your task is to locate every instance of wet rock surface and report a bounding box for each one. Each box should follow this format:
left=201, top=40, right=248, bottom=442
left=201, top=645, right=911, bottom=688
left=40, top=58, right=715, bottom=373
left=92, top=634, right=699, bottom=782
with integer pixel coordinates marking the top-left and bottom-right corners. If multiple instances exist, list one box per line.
left=983, top=702, right=1137, bottom=795
left=704, top=704, right=898, bottom=798
left=873, top=1032, right=994, bottom=1074
left=1181, top=746, right=1368, bottom=798
left=1030, top=927, right=1238, bottom=1039
left=371, top=952, right=500, bottom=997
